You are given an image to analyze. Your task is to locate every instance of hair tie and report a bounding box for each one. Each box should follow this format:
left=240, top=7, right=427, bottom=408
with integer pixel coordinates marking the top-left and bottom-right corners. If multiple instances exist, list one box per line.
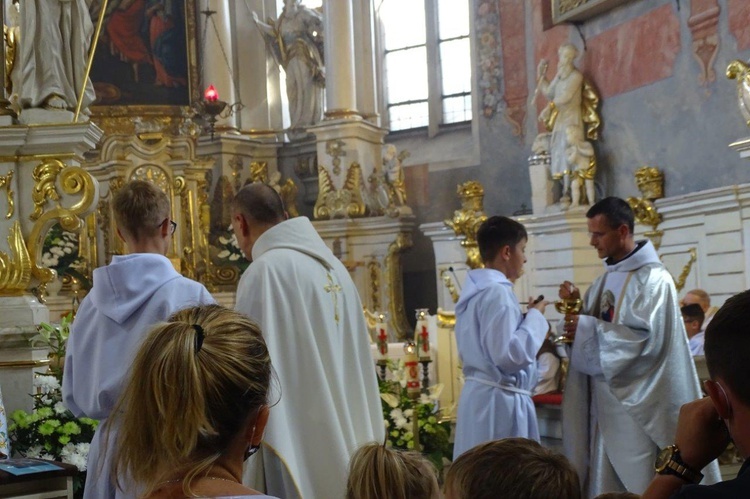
left=193, top=324, right=205, bottom=353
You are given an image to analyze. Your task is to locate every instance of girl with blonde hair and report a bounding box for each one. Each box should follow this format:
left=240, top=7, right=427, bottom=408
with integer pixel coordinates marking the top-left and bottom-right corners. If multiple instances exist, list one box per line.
left=111, top=304, right=276, bottom=498
left=346, top=442, right=440, bottom=499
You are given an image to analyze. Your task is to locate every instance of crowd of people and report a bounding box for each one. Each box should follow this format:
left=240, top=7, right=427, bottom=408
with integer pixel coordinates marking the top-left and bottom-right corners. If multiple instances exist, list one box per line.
left=0, top=180, right=739, bottom=499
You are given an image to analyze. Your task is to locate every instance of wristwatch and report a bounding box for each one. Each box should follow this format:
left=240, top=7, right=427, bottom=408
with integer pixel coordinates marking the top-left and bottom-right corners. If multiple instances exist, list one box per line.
left=654, top=445, right=704, bottom=484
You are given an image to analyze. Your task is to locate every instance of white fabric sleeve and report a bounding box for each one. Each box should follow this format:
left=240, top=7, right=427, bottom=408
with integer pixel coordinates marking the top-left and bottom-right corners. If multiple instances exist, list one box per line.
left=569, top=314, right=603, bottom=377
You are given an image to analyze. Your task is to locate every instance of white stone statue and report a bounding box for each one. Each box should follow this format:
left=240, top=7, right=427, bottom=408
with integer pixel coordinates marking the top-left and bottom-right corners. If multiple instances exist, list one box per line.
left=253, top=0, right=325, bottom=134
left=534, top=43, right=600, bottom=209
left=565, top=125, right=596, bottom=207
left=12, top=0, right=96, bottom=122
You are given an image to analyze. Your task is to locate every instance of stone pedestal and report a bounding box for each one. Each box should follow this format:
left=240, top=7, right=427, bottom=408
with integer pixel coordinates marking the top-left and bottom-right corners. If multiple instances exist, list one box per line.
left=278, top=136, right=318, bottom=210
left=313, top=215, right=414, bottom=340
left=0, top=297, right=50, bottom=415
left=529, top=155, right=554, bottom=215
left=309, top=119, right=388, bottom=211
left=0, top=121, right=102, bottom=418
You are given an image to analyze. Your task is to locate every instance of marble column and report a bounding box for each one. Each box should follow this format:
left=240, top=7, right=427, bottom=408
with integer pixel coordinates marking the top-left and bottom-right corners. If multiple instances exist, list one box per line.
left=323, top=0, right=358, bottom=118
left=233, top=0, right=283, bottom=132
left=200, top=0, right=238, bottom=131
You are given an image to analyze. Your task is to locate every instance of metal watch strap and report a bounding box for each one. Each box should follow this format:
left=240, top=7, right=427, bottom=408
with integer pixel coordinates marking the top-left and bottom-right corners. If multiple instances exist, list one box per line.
left=664, top=452, right=704, bottom=484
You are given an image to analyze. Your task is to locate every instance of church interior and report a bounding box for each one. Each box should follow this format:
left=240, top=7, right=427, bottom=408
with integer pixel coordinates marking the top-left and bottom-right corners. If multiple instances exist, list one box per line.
left=1, top=0, right=750, bottom=496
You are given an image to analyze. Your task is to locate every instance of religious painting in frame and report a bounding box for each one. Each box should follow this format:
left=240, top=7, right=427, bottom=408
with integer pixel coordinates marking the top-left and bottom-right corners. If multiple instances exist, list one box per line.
left=552, top=0, right=636, bottom=24
left=87, top=0, right=200, bottom=115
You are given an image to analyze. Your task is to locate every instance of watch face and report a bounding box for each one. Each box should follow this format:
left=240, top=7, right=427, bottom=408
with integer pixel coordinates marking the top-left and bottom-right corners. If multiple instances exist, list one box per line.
left=655, top=446, right=674, bottom=471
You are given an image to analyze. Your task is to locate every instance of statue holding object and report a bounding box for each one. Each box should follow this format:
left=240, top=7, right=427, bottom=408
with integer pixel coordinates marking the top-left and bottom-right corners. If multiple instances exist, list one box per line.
left=534, top=43, right=600, bottom=209
left=252, top=0, right=325, bottom=135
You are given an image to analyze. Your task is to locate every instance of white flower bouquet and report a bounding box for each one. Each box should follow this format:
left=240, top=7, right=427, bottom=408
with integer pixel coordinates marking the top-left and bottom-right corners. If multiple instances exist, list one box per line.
left=378, top=359, right=453, bottom=473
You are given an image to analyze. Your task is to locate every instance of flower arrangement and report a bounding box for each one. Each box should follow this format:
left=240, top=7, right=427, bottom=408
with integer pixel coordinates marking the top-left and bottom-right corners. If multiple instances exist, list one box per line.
left=215, top=225, right=250, bottom=273
left=41, top=223, right=88, bottom=287
left=8, top=314, right=98, bottom=494
left=379, top=359, right=453, bottom=473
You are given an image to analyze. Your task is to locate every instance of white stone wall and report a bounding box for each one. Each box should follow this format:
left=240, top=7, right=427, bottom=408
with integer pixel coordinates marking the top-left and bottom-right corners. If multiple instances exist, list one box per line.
left=423, top=183, right=750, bottom=317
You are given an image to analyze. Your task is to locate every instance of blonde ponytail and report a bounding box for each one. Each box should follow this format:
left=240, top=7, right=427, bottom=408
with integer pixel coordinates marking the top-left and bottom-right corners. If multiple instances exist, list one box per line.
left=112, top=304, right=272, bottom=495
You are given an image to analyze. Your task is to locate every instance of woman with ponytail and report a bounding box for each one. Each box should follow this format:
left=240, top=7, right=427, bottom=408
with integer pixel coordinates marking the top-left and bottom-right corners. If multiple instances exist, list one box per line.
left=111, top=304, right=277, bottom=498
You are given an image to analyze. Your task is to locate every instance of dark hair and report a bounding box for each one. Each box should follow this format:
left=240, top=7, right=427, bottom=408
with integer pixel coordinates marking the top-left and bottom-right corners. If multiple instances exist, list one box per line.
left=586, top=197, right=634, bottom=234
left=681, top=303, right=705, bottom=326
left=445, top=438, right=580, bottom=499
left=477, top=216, right=527, bottom=263
left=705, top=290, right=750, bottom=405
left=233, top=183, right=285, bottom=225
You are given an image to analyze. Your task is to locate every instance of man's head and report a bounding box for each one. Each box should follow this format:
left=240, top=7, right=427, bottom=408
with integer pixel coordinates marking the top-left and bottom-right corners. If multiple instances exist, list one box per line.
left=477, top=216, right=528, bottom=282
left=704, top=290, right=750, bottom=441
left=113, top=180, right=173, bottom=255
left=558, top=43, right=578, bottom=67
left=231, top=183, right=287, bottom=258
left=586, top=197, right=635, bottom=261
left=681, top=288, right=711, bottom=313
left=444, top=438, right=580, bottom=499
left=681, top=303, right=705, bottom=338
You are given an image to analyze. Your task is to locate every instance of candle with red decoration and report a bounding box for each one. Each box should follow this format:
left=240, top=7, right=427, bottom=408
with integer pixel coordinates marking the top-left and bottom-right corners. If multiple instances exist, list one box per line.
left=415, top=308, right=431, bottom=361
left=404, top=341, right=420, bottom=397
left=204, top=85, right=219, bottom=102
left=375, top=313, right=389, bottom=361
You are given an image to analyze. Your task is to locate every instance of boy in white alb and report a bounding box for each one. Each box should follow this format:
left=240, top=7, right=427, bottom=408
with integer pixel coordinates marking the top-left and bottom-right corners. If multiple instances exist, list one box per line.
left=63, top=180, right=214, bottom=498
left=453, top=216, right=549, bottom=459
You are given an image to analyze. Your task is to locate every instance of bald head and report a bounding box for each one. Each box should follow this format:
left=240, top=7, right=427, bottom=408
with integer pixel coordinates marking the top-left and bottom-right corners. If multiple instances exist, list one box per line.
left=233, top=182, right=286, bottom=225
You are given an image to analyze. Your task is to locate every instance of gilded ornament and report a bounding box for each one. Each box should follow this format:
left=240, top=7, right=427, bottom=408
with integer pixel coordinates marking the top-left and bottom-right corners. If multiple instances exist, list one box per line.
left=559, top=0, right=587, bottom=15
left=726, top=60, right=750, bottom=127
left=28, top=163, right=98, bottom=291
left=230, top=155, right=244, bottom=192
left=385, top=231, right=413, bottom=340
left=325, top=139, right=346, bottom=176
left=0, top=221, right=32, bottom=295
left=30, top=159, right=66, bottom=221
left=445, top=181, right=487, bottom=269
left=627, top=166, right=665, bottom=250
left=249, top=161, right=270, bottom=183
left=280, top=178, right=300, bottom=218
left=436, top=308, right=456, bottom=328
left=174, top=175, right=197, bottom=280
left=368, top=259, right=381, bottom=312
left=0, top=169, right=14, bottom=219
left=314, top=162, right=367, bottom=219
left=130, top=165, right=170, bottom=193
left=96, top=197, right=111, bottom=263
left=672, top=247, right=697, bottom=294
left=440, top=269, right=460, bottom=304
left=4, top=21, right=17, bottom=95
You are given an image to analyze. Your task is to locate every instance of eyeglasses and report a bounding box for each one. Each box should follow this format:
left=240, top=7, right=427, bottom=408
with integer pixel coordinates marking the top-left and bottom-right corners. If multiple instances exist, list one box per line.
left=158, top=219, right=177, bottom=235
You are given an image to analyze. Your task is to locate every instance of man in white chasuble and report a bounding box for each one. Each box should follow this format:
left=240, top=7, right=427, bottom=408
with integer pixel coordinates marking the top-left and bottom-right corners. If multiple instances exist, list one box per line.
left=232, top=183, right=384, bottom=499
left=558, top=197, right=720, bottom=497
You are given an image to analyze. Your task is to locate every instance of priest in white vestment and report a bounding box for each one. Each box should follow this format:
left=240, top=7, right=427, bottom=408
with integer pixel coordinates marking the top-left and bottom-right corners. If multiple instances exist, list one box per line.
left=559, top=198, right=720, bottom=498
left=63, top=181, right=215, bottom=498
left=232, top=184, right=384, bottom=499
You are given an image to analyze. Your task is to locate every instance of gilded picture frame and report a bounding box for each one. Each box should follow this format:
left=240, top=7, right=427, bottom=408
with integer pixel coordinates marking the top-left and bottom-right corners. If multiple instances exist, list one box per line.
left=552, top=0, right=634, bottom=24
left=88, top=0, right=200, bottom=119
